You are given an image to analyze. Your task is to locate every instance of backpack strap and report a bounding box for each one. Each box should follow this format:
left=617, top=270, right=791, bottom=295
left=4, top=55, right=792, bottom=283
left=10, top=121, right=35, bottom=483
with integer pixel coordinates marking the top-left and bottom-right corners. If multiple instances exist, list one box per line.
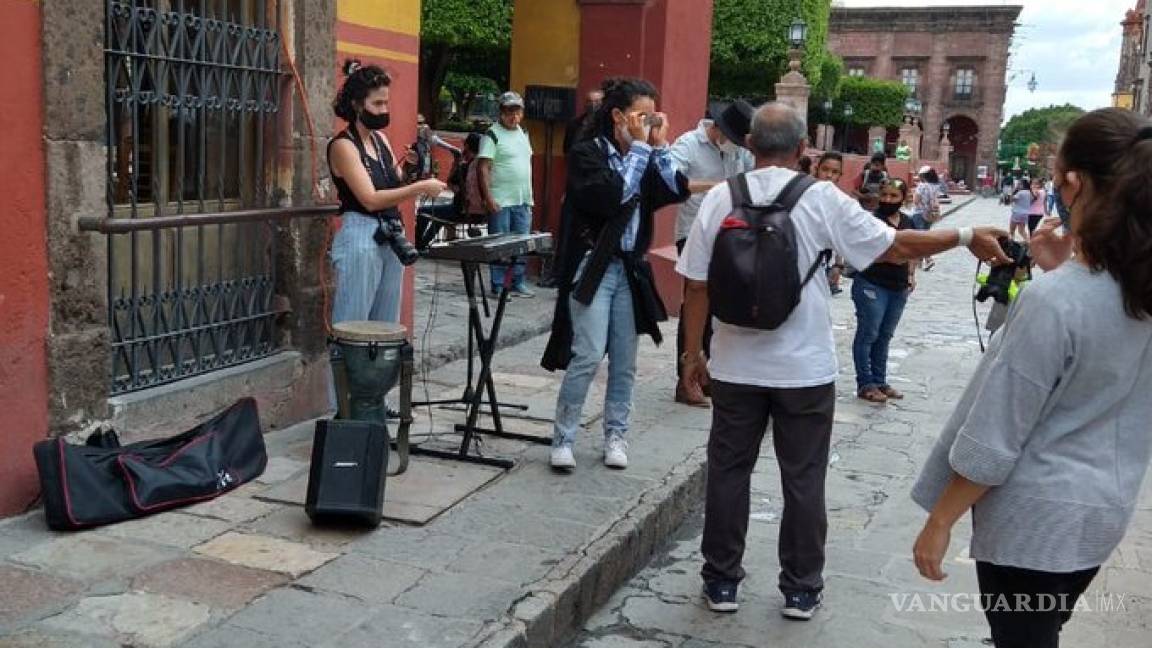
left=485, top=127, right=499, bottom=146
left=726, top=172, right=753, bottom=210
left=771, top=173, right=827, bottom=289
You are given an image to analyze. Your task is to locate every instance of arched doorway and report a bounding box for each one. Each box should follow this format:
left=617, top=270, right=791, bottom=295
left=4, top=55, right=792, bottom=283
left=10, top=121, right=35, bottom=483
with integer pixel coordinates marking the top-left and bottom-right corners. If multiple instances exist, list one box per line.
left=944, top=115, right=979, bottom=187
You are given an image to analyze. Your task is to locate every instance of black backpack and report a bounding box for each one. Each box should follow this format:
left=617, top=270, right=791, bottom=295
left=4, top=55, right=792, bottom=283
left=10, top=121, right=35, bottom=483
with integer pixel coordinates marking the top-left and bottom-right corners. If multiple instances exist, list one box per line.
left=708, top=172, right=830, bottom=330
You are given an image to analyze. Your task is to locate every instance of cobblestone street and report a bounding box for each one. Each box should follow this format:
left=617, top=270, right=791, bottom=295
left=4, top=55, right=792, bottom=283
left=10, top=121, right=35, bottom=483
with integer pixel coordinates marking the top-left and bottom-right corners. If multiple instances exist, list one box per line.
left=568, top=197, right=1152, bottom=648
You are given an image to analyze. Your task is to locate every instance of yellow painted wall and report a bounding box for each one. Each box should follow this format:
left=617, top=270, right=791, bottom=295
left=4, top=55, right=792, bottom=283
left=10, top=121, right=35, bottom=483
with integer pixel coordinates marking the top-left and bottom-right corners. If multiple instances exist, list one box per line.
left=1113, top=92, right=1135, bottom=110
left=337, top=0, right=420, bottom=35
left=509, top=0, right=581, bottom=154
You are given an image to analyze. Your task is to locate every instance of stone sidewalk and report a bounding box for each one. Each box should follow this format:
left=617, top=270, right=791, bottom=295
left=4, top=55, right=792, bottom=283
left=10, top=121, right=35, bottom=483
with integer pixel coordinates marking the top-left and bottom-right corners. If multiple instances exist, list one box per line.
left=567, top=198, right=1152, bottom=647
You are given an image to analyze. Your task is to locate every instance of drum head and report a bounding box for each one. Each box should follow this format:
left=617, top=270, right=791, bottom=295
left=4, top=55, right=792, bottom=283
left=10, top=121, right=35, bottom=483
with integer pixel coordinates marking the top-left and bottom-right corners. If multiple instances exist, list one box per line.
left=331, top=321, right=408, bottom=343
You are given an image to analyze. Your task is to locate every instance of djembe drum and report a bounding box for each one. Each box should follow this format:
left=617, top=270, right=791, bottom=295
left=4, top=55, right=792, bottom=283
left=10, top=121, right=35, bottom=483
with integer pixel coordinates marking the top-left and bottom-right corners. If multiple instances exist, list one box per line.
left=329, top=321, right=413, bottom=475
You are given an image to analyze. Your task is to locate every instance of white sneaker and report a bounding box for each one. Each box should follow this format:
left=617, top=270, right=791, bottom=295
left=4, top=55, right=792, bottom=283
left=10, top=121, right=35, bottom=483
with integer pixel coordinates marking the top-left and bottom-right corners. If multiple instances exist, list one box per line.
left=550, top=445, right=575, bottom=471
left=604, top=437, right=629, bottom=469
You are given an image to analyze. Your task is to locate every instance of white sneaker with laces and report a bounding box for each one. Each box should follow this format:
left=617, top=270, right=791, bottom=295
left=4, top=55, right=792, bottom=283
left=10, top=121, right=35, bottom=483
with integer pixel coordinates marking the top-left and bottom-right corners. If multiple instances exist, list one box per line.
left=604, top=436, right=629, bottom=469
left=550, top=445, right=576, bottom=470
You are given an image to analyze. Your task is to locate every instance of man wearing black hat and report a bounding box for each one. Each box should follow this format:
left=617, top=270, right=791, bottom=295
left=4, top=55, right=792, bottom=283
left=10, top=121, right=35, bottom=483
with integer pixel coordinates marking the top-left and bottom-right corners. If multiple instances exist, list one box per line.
left=669, top=100, right=756, bottom=407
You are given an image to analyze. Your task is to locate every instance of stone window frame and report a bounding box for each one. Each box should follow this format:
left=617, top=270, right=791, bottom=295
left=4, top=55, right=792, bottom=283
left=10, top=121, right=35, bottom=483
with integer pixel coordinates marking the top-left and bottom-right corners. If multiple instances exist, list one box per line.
left=899, top=67, right=920, bottom=96
left=953, top=68, right=977, bottom=100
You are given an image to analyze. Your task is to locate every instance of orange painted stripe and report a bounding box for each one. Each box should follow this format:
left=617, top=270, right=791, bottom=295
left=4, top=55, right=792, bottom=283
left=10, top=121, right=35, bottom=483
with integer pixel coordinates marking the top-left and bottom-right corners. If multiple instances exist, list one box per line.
left=336, top=20, right=419, bottom=55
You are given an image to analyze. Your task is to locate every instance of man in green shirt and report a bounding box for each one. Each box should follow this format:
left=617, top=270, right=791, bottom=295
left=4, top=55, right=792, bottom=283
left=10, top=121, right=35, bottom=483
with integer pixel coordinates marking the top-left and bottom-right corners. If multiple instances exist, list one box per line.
left=477, top=91, right=535, bottom=297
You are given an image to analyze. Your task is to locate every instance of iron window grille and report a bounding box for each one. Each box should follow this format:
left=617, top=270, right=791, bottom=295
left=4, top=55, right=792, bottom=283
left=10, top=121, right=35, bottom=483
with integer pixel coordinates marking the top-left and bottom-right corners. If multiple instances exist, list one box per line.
left=104, top=0, right=284, bottom=394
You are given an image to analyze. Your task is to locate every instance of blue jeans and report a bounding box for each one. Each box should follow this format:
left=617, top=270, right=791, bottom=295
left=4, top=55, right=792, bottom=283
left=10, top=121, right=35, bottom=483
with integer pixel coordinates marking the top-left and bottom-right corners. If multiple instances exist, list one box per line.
left=488, top=204, right=532, bottom=291
left=553, top=259, right=638, bottom=447
left=851, top=276, right=908, bottom=391
left=330, top=212, right=404, bottom=324
left=1046, top=193, right=1056, bottom=215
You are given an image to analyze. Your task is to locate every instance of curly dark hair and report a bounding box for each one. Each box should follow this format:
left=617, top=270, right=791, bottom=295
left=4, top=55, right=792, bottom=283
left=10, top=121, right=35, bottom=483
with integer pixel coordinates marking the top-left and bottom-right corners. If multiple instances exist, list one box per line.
left=817, top=151, right=843, bottom=166
left=332, top=59, right=392, bottom=123
left=1060, top=108, right=1152, bottom=319
left=582, top=77, right=660, bottom=149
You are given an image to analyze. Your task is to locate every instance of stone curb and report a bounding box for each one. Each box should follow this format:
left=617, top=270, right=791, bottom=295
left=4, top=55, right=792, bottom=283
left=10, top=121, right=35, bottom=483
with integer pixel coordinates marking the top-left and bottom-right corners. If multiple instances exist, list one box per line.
left=471, top=448, right=709, bottom=648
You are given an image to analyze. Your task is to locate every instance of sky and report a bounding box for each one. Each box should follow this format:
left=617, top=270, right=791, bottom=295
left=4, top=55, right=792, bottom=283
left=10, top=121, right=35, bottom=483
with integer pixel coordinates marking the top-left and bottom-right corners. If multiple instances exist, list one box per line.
left=835, top=0, right=1135, bottom=122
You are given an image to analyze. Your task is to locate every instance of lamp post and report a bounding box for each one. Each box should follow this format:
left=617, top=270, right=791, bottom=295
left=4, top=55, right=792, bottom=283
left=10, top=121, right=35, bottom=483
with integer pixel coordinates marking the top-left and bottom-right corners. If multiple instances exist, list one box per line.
left=775, top=18, right=811, bottom=115
left=842, top=103, right=854, bottom=152
left=821, top=99, right=834, bottom=150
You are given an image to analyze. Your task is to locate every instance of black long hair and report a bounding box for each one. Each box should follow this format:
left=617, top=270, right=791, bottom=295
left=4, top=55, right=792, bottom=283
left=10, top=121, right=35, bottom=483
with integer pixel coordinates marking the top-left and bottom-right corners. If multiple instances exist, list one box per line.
left=332, top=59, right=392, bottom=123
left=581, top=77, right=659, bottom=150
left=1061, top=108, right=1152, bottom=319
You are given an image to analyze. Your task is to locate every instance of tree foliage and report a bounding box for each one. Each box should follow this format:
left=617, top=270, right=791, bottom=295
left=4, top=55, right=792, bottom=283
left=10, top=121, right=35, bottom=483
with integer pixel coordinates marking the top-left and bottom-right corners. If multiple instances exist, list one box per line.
left=829, top=76, right=908, bottom=129
left=443, top=71, right=500, bottom=122
left=709, top=0, right=832, bottom=100
left=419, top=0, right=513, bottom=126
left=1000, top=104, right=1085, bottom=148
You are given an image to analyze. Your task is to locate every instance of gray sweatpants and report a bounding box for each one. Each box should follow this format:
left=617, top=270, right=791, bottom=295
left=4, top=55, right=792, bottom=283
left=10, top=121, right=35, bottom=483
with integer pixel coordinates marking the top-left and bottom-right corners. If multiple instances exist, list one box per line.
left=700, top=380, right=835, bottom=595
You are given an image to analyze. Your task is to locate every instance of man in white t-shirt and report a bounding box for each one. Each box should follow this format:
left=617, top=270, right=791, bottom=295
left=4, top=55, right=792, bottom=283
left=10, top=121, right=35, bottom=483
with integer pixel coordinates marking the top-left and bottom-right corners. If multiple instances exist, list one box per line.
left=676, top=102, right=1008, bottom=620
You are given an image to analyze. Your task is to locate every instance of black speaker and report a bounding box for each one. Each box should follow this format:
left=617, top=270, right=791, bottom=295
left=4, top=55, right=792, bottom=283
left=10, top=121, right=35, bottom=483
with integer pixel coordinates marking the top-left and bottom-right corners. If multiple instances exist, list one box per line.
left=305, top=419, right=389, bottom=527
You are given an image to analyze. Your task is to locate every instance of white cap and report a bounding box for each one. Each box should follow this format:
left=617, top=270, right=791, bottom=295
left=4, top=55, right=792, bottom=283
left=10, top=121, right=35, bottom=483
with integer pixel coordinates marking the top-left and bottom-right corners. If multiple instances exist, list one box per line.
left=918, top=165, right=933, bottom=175
left=498, top=91, right=525, bottom=108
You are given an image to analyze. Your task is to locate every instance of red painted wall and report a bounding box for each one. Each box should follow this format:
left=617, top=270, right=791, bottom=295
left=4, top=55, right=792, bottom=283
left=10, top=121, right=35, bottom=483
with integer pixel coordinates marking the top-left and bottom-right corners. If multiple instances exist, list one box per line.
left=0, top=0, right=51, bottom=515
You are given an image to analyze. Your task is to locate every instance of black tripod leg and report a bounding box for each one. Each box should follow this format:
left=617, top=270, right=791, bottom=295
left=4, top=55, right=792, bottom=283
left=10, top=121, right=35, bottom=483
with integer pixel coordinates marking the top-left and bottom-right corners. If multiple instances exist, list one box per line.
left=458, top=278, right=511, bottom=457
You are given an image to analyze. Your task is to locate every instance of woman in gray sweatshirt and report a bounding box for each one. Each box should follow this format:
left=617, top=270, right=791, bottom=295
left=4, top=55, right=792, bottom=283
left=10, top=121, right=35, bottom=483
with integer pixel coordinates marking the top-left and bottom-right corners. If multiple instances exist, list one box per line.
left=910, top=108, right=1152, bottom=648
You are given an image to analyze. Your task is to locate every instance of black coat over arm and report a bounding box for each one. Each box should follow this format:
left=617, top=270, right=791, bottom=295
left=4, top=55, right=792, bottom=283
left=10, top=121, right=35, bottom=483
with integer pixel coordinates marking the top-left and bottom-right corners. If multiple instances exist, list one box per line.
left=541, top=139, right=690, bottom=371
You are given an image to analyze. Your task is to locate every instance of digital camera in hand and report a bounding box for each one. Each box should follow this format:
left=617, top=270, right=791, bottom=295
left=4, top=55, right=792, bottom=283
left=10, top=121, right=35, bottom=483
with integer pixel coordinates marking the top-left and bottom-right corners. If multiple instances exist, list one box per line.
left=373, top=216, right=420, bottom=266
left=976, top=237, right=1032, bottom=305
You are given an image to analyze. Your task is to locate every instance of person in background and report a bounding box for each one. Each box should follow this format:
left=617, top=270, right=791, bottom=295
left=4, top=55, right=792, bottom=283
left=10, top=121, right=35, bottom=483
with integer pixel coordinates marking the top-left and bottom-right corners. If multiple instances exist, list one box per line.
left=1044, top=176, right=1056, bottom=214
left=815, top=152, right=847, bottom=295
left=415, top=132, right=482, bottom=250
left=912, top=108, right=1152, bottom=648
left=668, top=100, right=756, bottom=407
left=477, top=91, right=536, bottom=298
left=1027, top=176, right=1048, bottom=235
left=797, top=155, right=812, bottom=175
left=541, top=77, right=690, bottom=471
left=1009, top=179, right=1035, bottom=241
left=405, top=113, right=461, bottom=183
left=912, top=166, right=942, bottom=271
left=854, top=152, right=889, bottom=212
left=564, top=89, right=605, bottom=154
left=895, top=139, right=912, bottom=162
left=852, top=179, right=917, bottom=404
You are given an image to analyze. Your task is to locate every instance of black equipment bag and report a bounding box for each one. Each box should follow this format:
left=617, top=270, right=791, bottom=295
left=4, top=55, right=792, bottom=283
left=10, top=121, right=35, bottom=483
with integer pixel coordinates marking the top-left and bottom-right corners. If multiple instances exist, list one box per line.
left=708, top=173, right=829, bottom=330
left=33, top=398, right=267, bottom=531
left=305, top=419, right=389, bottom=527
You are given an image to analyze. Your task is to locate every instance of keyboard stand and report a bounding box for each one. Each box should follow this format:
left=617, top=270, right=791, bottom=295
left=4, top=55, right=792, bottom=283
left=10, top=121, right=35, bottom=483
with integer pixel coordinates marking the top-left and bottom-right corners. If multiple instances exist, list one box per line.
left=410, top=258, right=550, bottom=470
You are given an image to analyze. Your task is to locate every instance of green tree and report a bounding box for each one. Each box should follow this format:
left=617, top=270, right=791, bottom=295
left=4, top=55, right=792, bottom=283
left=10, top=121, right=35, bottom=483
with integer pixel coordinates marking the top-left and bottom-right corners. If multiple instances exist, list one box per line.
left=419, top=0, right=512, bottom=126
left=443, top=71, right=500, bottom=123
left=999, top=104, right=1085, bottom=159
left=709, top=0, right=833, bottom=100
left=833, top=76, right=909, bottom=129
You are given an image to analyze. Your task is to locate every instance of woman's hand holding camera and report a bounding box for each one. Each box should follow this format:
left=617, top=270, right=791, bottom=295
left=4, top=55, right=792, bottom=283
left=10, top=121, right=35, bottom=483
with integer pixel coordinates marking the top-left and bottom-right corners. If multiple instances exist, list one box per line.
left=625, top=111, right=649, bottom=146
left=647, top=112, right=670, bottom=148
left=417, top=178, right=446, bottom=197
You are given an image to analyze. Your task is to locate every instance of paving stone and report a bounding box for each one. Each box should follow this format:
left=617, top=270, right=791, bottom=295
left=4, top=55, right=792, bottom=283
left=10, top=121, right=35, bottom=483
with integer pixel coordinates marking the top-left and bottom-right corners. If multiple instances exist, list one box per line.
left=296, top=554, right=425, bottom=603
left=331, top=604, right=486, bottom=647
left=180, top=624, right=310, bottom=648
left=10, top=535, right=176, bottom=582
left=94, top=513, right=232, bottom=550
left=0, top=513, right=59, bottom=561
left=254, top=456, right=310, bottom=485
left=350, top=526, right=473, bottom=570
left=0, top=628, right=122, bottom=648
left=241, top=506, right=374, bottom=551
left=41, top=591, right=210, bottom=647
left=0, top=565, right=85, bottom=625
left=183, top=494, right=283, bottom=524
left=131, top=558, right=287, bottom=610
left=395, top=571, right=523, bottom=620
left=192, top=532, right=338, bottom=577
left=224, top=587, right=373, bottom=646
left=443, top=541, right=564, bottom=585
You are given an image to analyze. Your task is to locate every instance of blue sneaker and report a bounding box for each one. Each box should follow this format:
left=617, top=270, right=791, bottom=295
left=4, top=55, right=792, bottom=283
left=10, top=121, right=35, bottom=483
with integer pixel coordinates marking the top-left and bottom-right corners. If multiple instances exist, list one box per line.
left=702, top=581, right=739, bottom=613
left=781, top=591, right=822, bottom=620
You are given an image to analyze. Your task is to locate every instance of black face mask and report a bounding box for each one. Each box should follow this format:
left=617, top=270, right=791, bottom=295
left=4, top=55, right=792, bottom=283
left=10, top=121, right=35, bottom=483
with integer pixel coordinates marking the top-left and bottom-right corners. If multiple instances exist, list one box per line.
left=359, top=109, right=390, bottom=131
left=876, top=202, right=902, bottom=217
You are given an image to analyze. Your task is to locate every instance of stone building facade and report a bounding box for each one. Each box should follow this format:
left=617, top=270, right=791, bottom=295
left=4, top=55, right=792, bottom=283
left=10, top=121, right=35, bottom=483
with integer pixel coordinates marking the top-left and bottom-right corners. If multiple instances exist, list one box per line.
left=1114, top=1, right=1150, bottom=115
left=828, top=5, right=1022, bottom=187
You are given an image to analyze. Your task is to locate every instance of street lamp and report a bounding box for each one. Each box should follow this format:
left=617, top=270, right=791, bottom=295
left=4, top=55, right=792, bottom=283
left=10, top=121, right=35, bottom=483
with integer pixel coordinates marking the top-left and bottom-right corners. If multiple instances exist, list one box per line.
left=842, top=103, right=854, bottom=152
left=789, top=18, right=808, bottom=48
